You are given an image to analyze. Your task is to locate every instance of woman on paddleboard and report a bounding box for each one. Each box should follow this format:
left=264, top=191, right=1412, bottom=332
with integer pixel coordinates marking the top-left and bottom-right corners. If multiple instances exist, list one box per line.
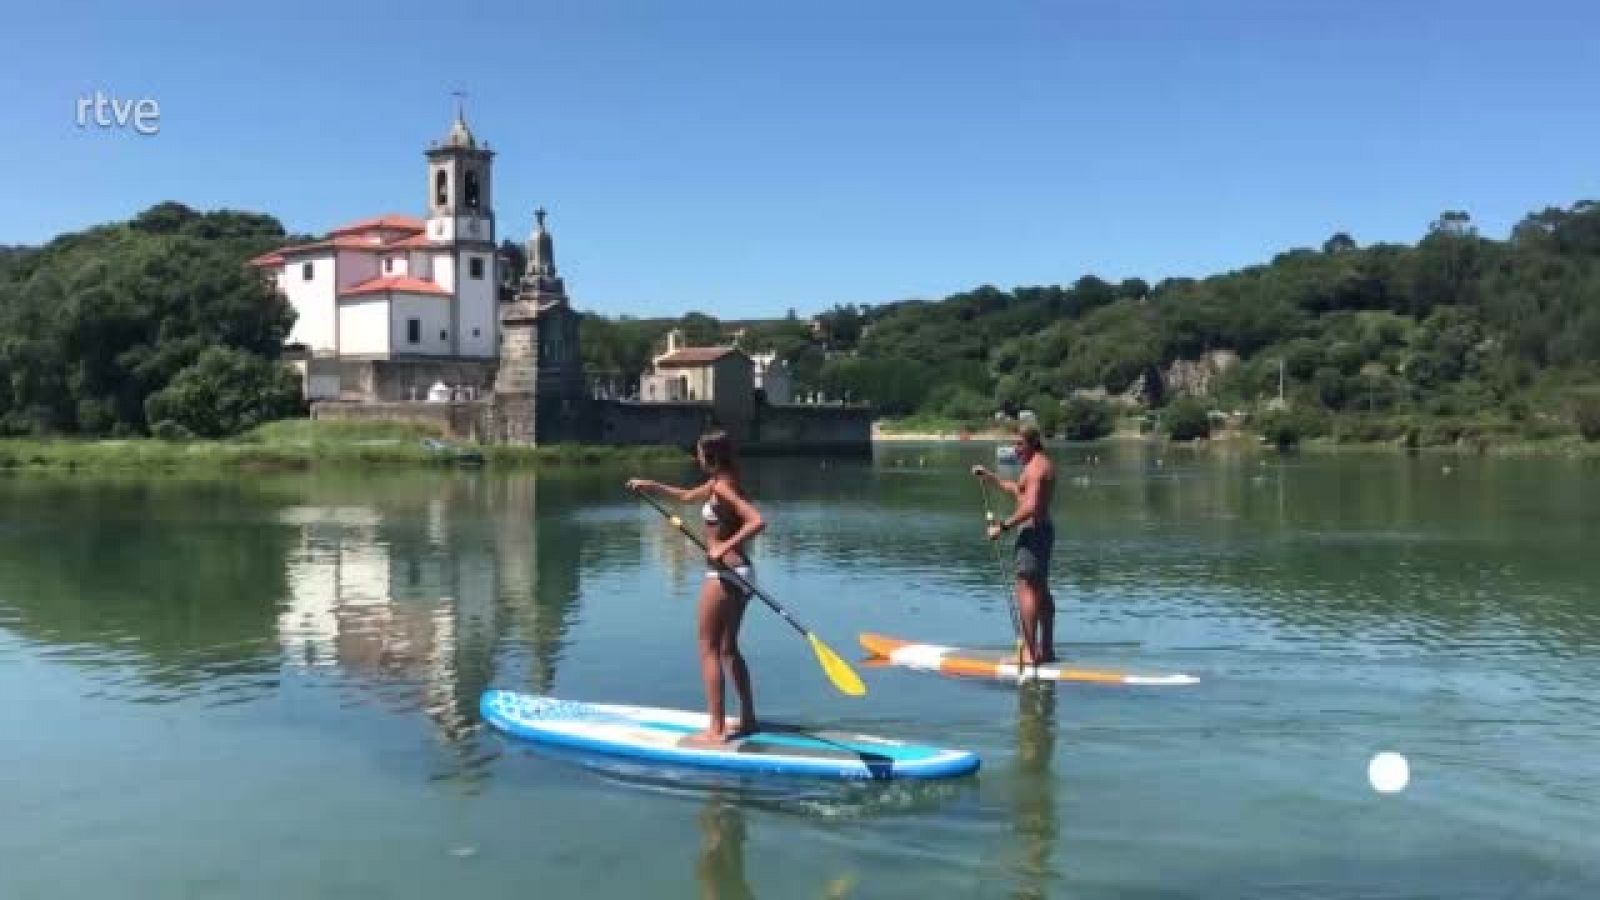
left=627, top=430, right=765, bottom=745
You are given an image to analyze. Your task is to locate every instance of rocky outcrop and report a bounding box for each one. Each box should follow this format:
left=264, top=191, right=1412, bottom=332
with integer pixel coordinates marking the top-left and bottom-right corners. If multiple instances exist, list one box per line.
left=1163, top=350, right=1239, bottom=399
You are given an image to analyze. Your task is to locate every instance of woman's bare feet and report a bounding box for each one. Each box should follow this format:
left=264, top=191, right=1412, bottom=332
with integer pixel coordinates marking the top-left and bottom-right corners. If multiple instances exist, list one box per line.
left=682, top=728, right=730, bottom=747
left=682, top=718, right=760, bottom=746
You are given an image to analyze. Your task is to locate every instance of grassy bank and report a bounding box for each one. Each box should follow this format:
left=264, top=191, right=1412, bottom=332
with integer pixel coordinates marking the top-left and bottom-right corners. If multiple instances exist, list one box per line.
left=872, top=413, right=989, bottom=436
left=874, top=409, right=1600, bottom=458
left=1252, top=408, right=1600, bottom=457
left=0, top=419, right=685, bottom=473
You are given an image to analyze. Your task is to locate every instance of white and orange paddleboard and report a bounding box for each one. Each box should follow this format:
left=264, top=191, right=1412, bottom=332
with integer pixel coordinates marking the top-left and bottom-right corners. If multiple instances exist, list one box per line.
left=859, top=633, right=1199, bottom=687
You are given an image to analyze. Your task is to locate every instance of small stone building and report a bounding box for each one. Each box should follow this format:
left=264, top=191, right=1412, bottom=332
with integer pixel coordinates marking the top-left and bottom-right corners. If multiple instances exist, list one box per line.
left=641, top=331, right=755, bottom=437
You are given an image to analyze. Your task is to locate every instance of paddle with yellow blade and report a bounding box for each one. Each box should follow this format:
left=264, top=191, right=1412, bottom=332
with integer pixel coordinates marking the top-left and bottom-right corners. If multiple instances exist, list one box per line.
left=630, top=485, right=867, bottom=697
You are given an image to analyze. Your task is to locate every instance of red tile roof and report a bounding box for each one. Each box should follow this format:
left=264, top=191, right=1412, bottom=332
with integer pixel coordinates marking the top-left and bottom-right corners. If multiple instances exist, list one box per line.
left=339, top=276, right=450, bottom=298
left=248, top=214, right=437, bottom=266
left=387, top=233, right=438, bottom=249
left=654, top=346, right=745, bottom=367
left=328, top=214, right=426, bottom=236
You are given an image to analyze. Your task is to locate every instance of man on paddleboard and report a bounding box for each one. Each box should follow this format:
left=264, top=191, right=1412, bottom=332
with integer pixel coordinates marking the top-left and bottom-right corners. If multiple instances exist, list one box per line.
left=972, top=423, right=1057, bottom=665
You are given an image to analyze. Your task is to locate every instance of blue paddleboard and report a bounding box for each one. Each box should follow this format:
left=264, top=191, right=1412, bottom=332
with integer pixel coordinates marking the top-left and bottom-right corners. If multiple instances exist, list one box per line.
left=480, top=690, right=980, bottom=781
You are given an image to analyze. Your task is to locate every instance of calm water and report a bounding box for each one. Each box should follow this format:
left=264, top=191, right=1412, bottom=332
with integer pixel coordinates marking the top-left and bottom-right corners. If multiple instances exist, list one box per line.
left=1, top=444, right=1597, bottom=898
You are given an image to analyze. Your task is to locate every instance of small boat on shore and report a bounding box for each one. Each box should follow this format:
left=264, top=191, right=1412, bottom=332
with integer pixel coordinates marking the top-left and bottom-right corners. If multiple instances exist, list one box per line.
left=422, top=437, right=485, bottom=466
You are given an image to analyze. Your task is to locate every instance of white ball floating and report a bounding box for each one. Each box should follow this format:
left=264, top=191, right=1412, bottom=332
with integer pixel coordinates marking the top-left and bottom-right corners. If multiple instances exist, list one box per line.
left=1368, top=751, right=1410, bottom=794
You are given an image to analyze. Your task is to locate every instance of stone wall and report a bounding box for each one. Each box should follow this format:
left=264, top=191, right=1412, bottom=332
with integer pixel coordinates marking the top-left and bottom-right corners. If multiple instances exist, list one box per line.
left=310, top=395, right=871, bottom=454
left=590, top=400, right=869, bottom=453
left=312, top=400, right=491, bottom=441
left=336, top=358, right=497, bottom=403
left=751, top=402, right=872, bottom=453
left=595, top=401, right=717, bottom=449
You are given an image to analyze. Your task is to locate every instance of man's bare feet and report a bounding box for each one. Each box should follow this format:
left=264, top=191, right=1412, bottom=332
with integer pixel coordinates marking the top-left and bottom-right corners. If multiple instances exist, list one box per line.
left=727, top=717, right=760, bottom=739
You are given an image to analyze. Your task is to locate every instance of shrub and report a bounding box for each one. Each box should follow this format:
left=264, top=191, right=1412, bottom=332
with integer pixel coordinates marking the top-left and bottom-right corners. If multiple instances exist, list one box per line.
left=1258, top=407, right=1327, bottom=448
left=150, top=419, right=196, bottom=441
left=1574, top=397, right=1600, bottom=442
left=1256, top=410, right=1301, bottom=450
left=1061, top=396, right=1114, bottom=441
left=1164, top=398, right=1211, bottom=441
left=144, top=347, right=303, bottom=439
left=1520, top=416, right=1569, bottom=441
left=1024, top=394, right=1064, bottom=438
left=926, top=384, right=992, bottom=423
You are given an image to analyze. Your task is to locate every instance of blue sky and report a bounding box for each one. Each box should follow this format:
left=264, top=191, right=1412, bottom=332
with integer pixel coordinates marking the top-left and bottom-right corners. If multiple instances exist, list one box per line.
left=3, top=0, right=1597, bottom=318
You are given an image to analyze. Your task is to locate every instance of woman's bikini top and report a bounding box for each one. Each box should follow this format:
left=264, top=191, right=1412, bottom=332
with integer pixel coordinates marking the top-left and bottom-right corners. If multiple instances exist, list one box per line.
left=702, top=494, right=726, bottom=526
left=702, top=479, right=725, bottom=526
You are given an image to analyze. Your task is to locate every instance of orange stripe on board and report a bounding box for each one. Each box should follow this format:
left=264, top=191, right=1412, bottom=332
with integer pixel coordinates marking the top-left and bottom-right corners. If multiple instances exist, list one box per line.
left=857, top=633, right=910, bottom=657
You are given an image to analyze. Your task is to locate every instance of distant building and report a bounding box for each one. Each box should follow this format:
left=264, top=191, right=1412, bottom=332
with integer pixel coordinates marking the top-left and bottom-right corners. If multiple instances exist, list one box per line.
left=749, top=351, right=793, bottom=404
left=641, top=330, right=755, bottom=434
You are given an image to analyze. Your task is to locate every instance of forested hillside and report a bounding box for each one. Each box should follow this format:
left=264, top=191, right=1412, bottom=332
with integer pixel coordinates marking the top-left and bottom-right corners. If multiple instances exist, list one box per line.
left=0, top=203, right=303, bottom=437
left=584, top=202, right=1600, bottom=443
left=9, top=197, right=1599, bottom=445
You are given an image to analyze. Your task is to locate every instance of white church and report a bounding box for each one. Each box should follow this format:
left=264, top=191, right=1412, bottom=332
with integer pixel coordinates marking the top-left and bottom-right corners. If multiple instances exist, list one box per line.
left=250, top=106, right=508, bottom=401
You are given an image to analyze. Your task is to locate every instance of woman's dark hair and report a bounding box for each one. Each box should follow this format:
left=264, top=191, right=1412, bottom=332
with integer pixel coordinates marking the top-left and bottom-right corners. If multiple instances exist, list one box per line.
left=697, top=429, right=738, bottom=475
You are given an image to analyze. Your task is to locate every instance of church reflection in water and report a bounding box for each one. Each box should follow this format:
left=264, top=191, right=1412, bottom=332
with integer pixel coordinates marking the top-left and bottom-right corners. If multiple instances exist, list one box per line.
left=273, top=474, right=590, bottom=745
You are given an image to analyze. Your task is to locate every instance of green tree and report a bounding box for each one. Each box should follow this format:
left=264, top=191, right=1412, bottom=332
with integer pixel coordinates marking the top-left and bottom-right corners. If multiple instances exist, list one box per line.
left=144, top=347, right=303, bottom=438
left=1023, top=394, right=1062, bottom=437
left=926, top=384, right=991, bottom=422
left=677, top=312, right=723, bottom=347
left=1164, top=398, right=1211, bottom=441
left=0, top=205, right=294, bottom=435
left=1322, top=232, right=1359, bottom=255
left=1061, top=395, right=1113, bottom=441
left=1574, top=396, right=1600, bottom=441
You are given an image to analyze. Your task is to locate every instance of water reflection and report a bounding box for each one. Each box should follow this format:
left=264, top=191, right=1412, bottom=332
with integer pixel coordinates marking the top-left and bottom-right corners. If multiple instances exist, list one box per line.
left=0, top=479, right=289, bottom=700
left=691, top=792, right=866, bottom=900
left=1011, top=685, right=1058, bottom=900
left=273, top=474, right=593, bottom=746
left=695, top=794, right=755, bottom=900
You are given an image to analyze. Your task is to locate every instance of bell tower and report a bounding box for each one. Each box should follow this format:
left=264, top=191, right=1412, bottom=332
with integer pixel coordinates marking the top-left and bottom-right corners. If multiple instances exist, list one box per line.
left=425, top=95, right=495, bottom=245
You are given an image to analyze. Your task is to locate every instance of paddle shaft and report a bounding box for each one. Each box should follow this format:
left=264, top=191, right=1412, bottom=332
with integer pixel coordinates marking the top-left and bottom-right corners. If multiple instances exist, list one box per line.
left=632, top=487, right=811, bottom=638
left=979, top=475, right=1030, bottom=667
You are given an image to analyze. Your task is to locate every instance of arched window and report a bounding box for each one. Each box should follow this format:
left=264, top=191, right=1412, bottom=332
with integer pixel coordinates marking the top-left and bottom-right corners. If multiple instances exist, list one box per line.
left=464, top=170, right=480, bottom=210
left=434, top=169, right=449, bottom=206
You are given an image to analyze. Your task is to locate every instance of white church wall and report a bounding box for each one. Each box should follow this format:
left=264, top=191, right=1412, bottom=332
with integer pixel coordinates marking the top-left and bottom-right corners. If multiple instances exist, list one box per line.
left=433, top=252, right=457, bottom=292
left=391, top=295, right=453, bottom=356
left=283, top=253, right=336, bottom=355
left=409, top=252, right=432, bottom=279
left=458, top=250, right=496, bottom=357
left=458, top=216, right=491, bottom=243
left=339, top=298, right=391, bottom=356
left=428, top=217, right=456, bottom=243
